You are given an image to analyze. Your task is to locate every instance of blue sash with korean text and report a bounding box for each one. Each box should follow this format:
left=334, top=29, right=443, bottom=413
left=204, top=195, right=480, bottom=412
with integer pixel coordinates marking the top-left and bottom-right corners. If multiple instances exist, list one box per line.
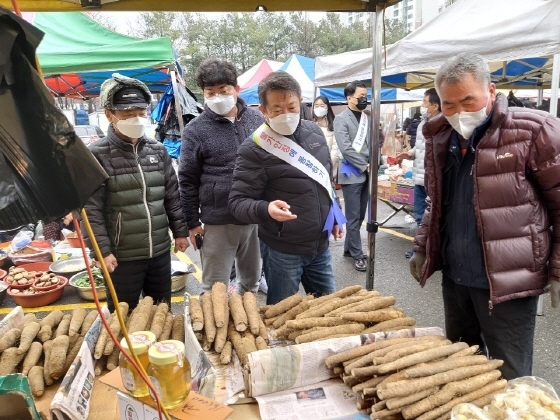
left=252, top=124, right=346, bottom=235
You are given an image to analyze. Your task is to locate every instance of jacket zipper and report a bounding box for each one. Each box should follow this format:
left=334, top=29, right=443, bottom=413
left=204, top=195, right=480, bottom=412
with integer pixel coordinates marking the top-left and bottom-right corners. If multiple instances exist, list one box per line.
left=114, top=212, right=122, bottom=247
left=134, top=143, right=153, bottom=258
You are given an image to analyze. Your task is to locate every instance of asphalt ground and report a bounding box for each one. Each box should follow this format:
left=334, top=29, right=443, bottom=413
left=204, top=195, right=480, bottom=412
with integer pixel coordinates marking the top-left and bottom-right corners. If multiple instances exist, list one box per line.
left=1, top=199, right=559, bottom=391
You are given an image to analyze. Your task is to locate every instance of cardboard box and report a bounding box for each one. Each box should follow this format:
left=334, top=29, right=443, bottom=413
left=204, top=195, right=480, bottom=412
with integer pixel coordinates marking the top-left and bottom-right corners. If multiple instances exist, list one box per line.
left=377, top=181, right=393, bottom=200
left=390, top=185, right=414, bottom=205
left=0, top=374, right=41, bottom=420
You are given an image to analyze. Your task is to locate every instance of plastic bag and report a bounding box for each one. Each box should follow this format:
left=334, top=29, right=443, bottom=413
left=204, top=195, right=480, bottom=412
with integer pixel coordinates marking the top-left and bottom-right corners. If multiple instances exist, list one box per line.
left=10, top=230, right=33, bottom=252
left=452, top=403, right=490, bottom=420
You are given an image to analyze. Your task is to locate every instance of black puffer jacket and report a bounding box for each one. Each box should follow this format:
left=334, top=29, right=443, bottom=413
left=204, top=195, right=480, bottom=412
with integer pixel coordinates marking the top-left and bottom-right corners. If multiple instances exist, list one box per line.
left=84, top=126, right=188, bottom=261
left=229, top=120, right=333, bottom=256
left=407, top=117, right=422, bottom=148
left=178, top=98, right=264, bottom=228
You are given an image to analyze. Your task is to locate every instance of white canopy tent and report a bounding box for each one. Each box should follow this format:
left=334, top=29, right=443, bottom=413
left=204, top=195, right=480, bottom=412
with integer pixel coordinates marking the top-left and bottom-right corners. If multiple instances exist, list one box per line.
left=315, top=0, right=560, bottom=98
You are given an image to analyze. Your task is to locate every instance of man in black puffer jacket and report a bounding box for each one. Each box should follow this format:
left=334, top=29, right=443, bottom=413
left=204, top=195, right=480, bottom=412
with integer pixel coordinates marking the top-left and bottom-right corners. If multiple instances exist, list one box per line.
left=406, top=112, right=422, bottom=148
left=84, top=74, right=189, bottom=311
left=179, top=59, right=265, bottom=294
left=229, top=72, right=344, bottom=304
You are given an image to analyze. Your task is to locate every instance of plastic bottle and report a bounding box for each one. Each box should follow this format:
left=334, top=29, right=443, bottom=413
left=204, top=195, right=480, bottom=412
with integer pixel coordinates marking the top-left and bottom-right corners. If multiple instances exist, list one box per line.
left=147, top=340, right=191, bottom=409
left=119, top=331, right=156, bottom=398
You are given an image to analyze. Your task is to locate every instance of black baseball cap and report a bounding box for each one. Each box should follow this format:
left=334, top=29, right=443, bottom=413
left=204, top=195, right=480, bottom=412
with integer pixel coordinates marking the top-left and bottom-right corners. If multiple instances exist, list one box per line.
left=112, top=87, right=150, bottom=110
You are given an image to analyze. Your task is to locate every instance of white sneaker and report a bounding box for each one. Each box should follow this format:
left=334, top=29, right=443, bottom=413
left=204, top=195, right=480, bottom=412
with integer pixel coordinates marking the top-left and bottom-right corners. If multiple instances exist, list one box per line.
left=258, top=275, right=268, bottom=294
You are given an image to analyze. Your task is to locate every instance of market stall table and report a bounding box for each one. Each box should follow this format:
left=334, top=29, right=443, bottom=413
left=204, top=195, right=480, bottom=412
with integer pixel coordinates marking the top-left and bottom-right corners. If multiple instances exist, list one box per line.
left=377, top=180, right=414, bottom=225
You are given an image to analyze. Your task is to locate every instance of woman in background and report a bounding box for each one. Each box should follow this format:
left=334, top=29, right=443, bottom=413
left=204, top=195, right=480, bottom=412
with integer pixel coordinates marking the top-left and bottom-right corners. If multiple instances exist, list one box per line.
left=312, top=95, right=339, bottom=183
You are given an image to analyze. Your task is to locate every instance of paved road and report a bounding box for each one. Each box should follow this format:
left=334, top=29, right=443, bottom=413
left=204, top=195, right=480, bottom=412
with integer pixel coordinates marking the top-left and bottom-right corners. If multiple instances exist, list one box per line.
left=1, top=200, right=558, bottom=390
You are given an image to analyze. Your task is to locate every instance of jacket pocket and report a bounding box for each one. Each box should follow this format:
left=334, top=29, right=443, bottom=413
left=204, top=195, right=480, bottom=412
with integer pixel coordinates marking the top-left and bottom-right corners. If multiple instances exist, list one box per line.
left=114, top=212, right=122, bottom=247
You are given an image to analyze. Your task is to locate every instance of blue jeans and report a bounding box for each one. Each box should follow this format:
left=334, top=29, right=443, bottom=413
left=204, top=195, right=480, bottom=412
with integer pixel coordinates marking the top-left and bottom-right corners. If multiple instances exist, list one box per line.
left=414, top=185, right=427, bottom=226
left=260, top=242, right=336, bottom=304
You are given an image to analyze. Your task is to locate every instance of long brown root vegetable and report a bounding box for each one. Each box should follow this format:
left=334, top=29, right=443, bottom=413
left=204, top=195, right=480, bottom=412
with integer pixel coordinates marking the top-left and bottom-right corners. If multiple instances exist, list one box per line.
left=272, top=300, right=310, bottom=329
left=376, top=342, right=469, bottom=375
left=298, top=296, right=366, bottom=319
left=0, top=328, right=22, bottom=352
left=448, top=345, right=479, bottom=359
left=363, top=317, right=416, bottom=334
left=377, top=359, right=503, bottom=400
left=242, top=292, right=261, bottom=335
left=265, top=315, right=280, bottom=326
left=296, top=298, right=341, bottom=319
left=258, top=317, right=269, bottom=344
left=308, top=285, right=363, bottom=306
left=95, top=355, right=107, bottom=376
left=339, top=296, right=396, bottom=316
left=38, top=310, right=63, bottom=342
left=55, top=314, right=72, bottom=337
left=95, top=312, right=116, bottom=359
left=370, top=408, right=402, bottom=419
left=443, top=369, right=502, bottom=395
left=341, top=308, right=404, bottom=324
left=107, top=346, right=120, bottom=371
left=416, top=379, right=507, bottom=420
left=43, top=340, right=54, bottom=386
left=28, top=366, right=45, bottom=397
left=374, top=340, right=451, bottom=365
left=325, top=293, right=380, bottom=317
left=171, top=314, right=185, bottom=342
left=385, top=387, right=439, bottom=410
left=238, top=336, right=258, bottom=365
left=68, top=308, right=87, bottom=337
left=22, top=313, right=38, bottom=327
left=201, top=293, right=217, bottom=342
left=128, top=297, right=154, bottom=333
left=264, top=293, right=303, bottom=319
left=0, top=347, right=25, bottom=375
left=50, top=335, right=70, bottom=380
left=287, top=317, right=349, bottom=330
left=405, top=355, right=490, bottom=379
left=211, top=282, right=227, bottom=328
left=159, top=312, right=174, bottom=341
left=402, top=388, right=457, bottom=419
left=296, top=323, right=365, bottom=344
left=229, top=294, right=248, bottom=332
left=22, top=342, right=43, bottom=375
left=80, top=310, right=98, bottom=336
left=63, top=336, right=84, bottom=374
left=214, top=308, right=230, bottom=353
left=190, top=296, right=204, bottom=331
left=220, top=341, right=232, bottom=365
left=149, top=302, right=169, bottom=339
left=104, top=303, right=130, bottom=355
left=16, top=322, right=40, bottom=355
left=255, top=336, right=268, bottom=350
left=288, top=326, right=328, bottom=342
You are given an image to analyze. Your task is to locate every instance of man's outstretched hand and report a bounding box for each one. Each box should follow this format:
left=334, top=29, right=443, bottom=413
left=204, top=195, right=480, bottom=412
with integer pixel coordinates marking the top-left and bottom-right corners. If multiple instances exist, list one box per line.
left=268, top=200, right=298, bottom=222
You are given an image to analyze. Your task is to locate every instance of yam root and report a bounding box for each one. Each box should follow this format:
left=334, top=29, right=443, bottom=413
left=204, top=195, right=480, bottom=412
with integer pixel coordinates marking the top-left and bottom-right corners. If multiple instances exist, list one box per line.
left=64, top=336, right=84, bottom=374
left=55, top=314, right=72, bottom=337
left=0, top=328, right=22, bottom=352
left=442, top=369, right=502, bottom=395
left=295, top=323, right=365, bottom=344
left=22, top=313, right=38, bottom=327
left=287, top=317, right=349, bottom=330
left=149, top=302, right=169, bottom=339
left=448, top=345, right=479, bottom=359
left=80, top=310, right=98, bottom=336
left=242, top=292, right=261, bottom=335
left=214, top=309, right=230, bottom=353
left=95, top=313, right=115, bottom=359
left=264, top=315, right=280, bottom=326
left=298, top=297, right=363, bottom=319
left=159, top=312, right=174, bottom=341
left=104, top=303, right=130, bottom=355
left=68, top=308, right=87, bottom=337
left=43, top=340, right=54, bottom=386
left=190, top=296, right=204, bottom=331
left=255, top=336, right=268, bottom=350
left=28, top=366, right=45, bottom=397
left=321, top=295, right=378, bottom=317
left=22, top=341, right=43, bottom=375
left=95, top=355, right=107, bottom=376
left=220, top=341, right=232, bottom=365
left=211, top=282, right=227, bottom=328
left=272, top=300, right=310, bottom=329
left=352, top=376, right=387, bottom=393
left=18, top=322, right=40, bottom=354
left=385, top=387, right=439, bottom=410
left=171, top=314, right=185, bottom=342
left=128, top=296, right=154, bottom=333
left=339, top=296, right=396, bottom=315
left=258, top=317, right=269, bottom=344
left=229, top=294, right=249, bottom=332
left=326, top=293, right=383, bottom=317
left=308, top=285, right=364, bottom=306
left=370, top=408, right=402, bottom=419
left=377, top=359, right=503, bottom=400
left=362, top=317, right=416, bottom=334
left=201, top=293, right=217, bottom=342
left=107, top=346, right=120, bottom=371
left=264, top=293, right=303, bottom=318
left=374, top=339, right=451, bottom=365
left=0, top=347, right=24, bottom=375
left=50, top=335, right=70, bottom=380
left=340, top=308, right=404, bottom=323
left=38, top=310, right=63, bottom=342
left=404, top=355, right=490, bottom=379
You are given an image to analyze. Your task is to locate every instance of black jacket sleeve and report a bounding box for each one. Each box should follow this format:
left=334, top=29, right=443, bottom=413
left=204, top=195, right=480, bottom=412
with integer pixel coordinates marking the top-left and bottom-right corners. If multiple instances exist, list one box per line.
left=178, top=125, right=203, bottom=229
left=162, top=148, right=189, bottom=238
left=82, top=183, right=113, bottom=259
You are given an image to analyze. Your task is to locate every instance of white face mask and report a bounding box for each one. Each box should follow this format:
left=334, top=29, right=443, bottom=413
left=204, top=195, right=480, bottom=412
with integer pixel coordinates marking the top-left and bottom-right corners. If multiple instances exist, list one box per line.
left=314, top=107, right=328, bottom=118
left=445, top=96, right=489, bottom=139
left=205, top=94, right=236, bottom=116
left=115, top=115, right=148, bottom=139
left=420, top=106, right=428, bottom=117
left=268, top=113, right=300, bottom=136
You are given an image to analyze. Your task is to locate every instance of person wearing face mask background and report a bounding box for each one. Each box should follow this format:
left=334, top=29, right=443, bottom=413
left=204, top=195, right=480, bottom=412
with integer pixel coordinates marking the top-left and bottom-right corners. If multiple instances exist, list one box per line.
left=83, top=73, right=189, bottom=312
left=229, top=71, right=345, bottom=304
left=178, top=59, right=265, bottom=295
left=334, top=81, right=370, bottom=272
left=312, top=95, right=339, bottom=184
left=410, top=53, right=560, bottom=380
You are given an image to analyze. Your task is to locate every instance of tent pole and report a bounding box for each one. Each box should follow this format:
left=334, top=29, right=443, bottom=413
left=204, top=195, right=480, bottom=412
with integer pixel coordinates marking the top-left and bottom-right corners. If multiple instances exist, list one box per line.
left=170, top=70, right=184, bottom=133
left=537, top=85, right=543, bottom=107
left=365, top=5, right=383, bottom=291
left=550, top=54, right=560, bottom=117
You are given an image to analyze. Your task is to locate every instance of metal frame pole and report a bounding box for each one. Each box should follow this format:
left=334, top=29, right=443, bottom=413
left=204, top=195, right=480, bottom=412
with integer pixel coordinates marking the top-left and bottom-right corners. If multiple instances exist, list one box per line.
left=550, top=54, right=560, bottom=117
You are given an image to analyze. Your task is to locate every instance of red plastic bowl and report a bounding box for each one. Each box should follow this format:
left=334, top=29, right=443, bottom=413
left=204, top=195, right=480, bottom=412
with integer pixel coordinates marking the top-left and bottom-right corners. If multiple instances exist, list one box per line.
left=34, top=275, right=67, bottom=291
left=3, top=267, right=36, bottom=289
left=19, top=262, right=53, bottom=272
left=7, top=278, right=67, bottom=308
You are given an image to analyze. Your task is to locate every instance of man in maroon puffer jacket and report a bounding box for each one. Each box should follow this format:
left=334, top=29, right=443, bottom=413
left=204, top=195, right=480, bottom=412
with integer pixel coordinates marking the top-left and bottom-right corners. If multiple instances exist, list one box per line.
left=410, top=53, right=560, bottom=380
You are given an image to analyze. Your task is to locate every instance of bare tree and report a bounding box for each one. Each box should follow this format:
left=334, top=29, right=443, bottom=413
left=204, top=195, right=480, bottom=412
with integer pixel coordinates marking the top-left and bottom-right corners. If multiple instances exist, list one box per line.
left=85, top=12, right=118, bottom=32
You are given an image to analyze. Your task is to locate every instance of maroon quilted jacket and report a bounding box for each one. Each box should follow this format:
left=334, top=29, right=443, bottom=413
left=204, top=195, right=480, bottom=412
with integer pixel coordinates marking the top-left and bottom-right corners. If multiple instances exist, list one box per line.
left=413, top=93, right=560, bottom=305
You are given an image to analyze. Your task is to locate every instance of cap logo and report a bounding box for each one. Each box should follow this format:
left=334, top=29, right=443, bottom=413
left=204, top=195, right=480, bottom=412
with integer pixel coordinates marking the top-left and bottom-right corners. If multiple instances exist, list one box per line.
left=122, top=93, right=139, bottom=98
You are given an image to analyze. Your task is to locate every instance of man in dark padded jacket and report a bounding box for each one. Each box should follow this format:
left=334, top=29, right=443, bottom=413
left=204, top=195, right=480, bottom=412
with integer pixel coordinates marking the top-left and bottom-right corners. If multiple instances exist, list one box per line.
left=229, top=72, right=345, bottom=304
left=84, top=74, right=189, bottom=311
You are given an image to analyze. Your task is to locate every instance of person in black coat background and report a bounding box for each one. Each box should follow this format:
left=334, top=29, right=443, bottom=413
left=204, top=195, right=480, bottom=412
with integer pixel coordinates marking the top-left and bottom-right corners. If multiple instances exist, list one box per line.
left=406, top=112, right=422, bottom=148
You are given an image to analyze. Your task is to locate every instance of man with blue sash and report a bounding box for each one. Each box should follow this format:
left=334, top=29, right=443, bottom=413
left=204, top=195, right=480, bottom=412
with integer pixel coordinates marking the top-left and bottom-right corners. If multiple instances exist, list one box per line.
left=229, top=72, right=346, bottom=304
left=334, top=81, right=371, bottom=272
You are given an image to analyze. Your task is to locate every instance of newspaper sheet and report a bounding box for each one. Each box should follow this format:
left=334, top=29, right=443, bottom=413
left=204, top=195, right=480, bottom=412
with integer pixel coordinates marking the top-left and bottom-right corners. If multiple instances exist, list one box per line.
left=50, top=307, right=109, bottom=420
left=255, top=379, right=371, bottom=420
left=0, top=306, right=24, bottom=334
left=246, top=327, right=444, bottom=398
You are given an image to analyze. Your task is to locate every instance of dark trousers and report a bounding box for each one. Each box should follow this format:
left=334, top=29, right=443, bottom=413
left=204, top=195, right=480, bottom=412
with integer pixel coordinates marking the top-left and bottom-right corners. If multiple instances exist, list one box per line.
left=442, top=275, right=538, bottom=380
left=341, top=179, right=369, bottom=260
left=106, top=252, right=171, bottom=312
